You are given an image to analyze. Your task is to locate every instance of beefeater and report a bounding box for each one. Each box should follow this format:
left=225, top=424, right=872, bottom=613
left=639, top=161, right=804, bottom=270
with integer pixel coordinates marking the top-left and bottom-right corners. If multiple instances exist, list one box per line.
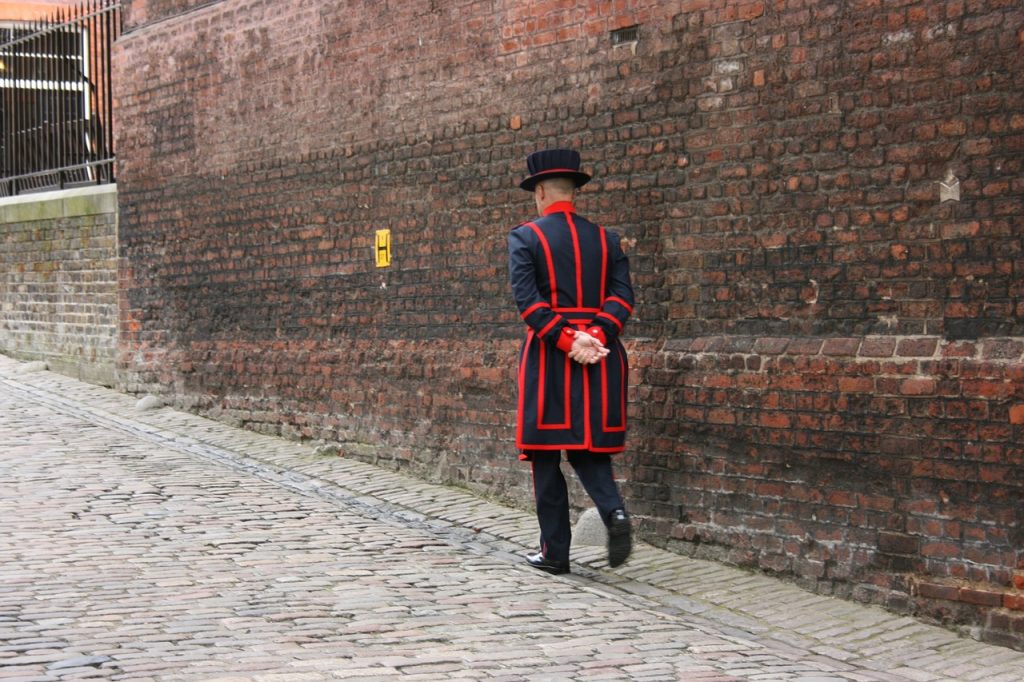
left=507, top=148, right=635, bottom=575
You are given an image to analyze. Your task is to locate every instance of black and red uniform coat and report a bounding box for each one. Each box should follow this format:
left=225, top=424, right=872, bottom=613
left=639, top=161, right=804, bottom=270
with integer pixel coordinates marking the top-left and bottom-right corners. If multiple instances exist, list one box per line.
left=508, top=200, right=635, bottom=457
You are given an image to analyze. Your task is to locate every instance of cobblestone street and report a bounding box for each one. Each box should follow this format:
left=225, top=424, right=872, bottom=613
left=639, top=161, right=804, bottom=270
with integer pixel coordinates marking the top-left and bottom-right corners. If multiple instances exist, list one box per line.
left=2, top=355, right=1022, bottom=681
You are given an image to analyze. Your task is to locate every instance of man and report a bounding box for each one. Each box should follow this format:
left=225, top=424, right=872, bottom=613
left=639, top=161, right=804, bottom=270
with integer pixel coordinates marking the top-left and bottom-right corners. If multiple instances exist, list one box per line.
left=507, top=148, right=635, bottom=575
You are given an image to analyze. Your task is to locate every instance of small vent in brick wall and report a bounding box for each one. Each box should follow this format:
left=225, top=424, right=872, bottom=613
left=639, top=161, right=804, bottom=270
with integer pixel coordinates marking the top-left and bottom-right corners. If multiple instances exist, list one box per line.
left=611, top=25, right=639, bottom=46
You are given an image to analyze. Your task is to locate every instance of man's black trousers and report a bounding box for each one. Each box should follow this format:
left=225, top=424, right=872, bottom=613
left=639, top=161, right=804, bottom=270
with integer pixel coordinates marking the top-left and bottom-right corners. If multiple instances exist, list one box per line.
left=528, top=450, right=624, bottom=563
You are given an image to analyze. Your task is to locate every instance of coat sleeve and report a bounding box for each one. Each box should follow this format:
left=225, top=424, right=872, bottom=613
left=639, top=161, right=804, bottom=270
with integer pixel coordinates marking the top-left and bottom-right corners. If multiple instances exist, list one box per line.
left=591, top=230, right=634, bottom=344
left=508, top=225, right=571, bottom=345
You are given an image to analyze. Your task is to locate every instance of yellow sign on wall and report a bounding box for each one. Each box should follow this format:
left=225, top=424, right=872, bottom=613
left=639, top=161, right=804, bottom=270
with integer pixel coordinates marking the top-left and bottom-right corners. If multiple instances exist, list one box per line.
left=375, top=229, right=391, bottom=268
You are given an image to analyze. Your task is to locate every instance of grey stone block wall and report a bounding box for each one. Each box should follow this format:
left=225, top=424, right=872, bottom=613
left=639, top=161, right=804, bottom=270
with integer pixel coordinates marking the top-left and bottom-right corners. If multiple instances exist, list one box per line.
left=0, top=185, right=118, bottom=386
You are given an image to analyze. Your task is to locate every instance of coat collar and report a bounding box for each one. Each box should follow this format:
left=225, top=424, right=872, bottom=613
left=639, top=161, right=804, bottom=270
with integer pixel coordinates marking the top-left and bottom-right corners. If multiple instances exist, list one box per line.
left=542, top=201, right=576, bottom=216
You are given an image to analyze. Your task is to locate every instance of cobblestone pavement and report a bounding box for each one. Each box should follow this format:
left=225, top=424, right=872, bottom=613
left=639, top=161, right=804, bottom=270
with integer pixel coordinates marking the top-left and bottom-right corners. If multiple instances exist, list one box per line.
left=1, top=356, right=1022, bottom=681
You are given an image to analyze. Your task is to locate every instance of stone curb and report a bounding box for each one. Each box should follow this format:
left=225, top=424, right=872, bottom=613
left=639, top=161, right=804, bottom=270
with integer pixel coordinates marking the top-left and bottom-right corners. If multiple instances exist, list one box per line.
left=2, top=354, right=1022, bottom=681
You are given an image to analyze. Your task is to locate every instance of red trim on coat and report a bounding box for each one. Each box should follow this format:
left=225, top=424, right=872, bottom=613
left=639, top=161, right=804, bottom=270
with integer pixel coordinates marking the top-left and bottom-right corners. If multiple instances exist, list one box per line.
left=528, top=222, right=558, bottom=308
left=556, top=326, right=576, bottom=353
left=606, top=296, right=634, bottom=313
left=538, top=316, right=561, bottom=339
left=530, top=171, right=583, bottom=187
left=597, top=311, right=624, bottom=331
left=537, top=341, right=545, bottom=424
left=586, top=444, right=627, bottom=453
left=516, top=332, right=530, bottom=448
left=582, top=350, right=592, bottom=448
left=601, top=344, right=627, bottom=433
left=599, top=226, right=608, bottom=303
left=521, top=443, right=621, bottom=451
left=566, top=212, right=584, bottom=305
left=536, top=341, right=571, bottom=429
left=542, top=200, right=576, bottom=216
left=521, top=301, right=550, bottom=319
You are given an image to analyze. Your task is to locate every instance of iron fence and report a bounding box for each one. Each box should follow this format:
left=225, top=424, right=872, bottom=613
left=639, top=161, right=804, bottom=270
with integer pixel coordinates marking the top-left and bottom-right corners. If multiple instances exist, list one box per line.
left=0, top=1, right=122, bottom=196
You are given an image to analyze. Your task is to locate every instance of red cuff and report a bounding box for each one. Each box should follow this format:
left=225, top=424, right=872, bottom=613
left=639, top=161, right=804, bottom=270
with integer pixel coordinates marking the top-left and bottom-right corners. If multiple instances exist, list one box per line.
left=587, top=326, right=607, bottom=346
left=556, top=326, right=576, bottom=353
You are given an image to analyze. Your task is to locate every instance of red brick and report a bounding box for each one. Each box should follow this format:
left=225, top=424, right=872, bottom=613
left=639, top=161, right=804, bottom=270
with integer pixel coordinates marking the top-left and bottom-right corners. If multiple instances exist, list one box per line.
left=921, top=541, right=961, bottom=558
left=917, top=581, right=959, bottom=601
left=707, top=408, right=736, bottom=424
left=983, top=340, right=1024, bottom=360
left=878, top=531, right=919, bottom=555
left=860, top=338, right=896, bottom=357
left=941, top=221, right=981, bottom=239
left=786, top=339, right=823, bottom=355
left=738, top=1, right=765, bottom=20
left=959, top=587, right=1005, bottom=607
left=900, top=378, right=936, bottom=395
left=858, top=494, right=895, bottom=512
left=838, top=377, right=874, bottom=393
left=759, top=412, right=791, bottom=428
left=822, top=338, right=860, bottom=356
left=896, top=338, right=939, bottom=357
left=826, top=490, right=857, bottom=507
left=963, top=380, right=1015, bottom=399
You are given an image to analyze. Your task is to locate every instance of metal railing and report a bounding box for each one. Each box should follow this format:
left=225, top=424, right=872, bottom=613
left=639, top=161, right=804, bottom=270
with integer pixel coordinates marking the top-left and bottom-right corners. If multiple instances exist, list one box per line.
left=0, top=1, right=122, bottom=197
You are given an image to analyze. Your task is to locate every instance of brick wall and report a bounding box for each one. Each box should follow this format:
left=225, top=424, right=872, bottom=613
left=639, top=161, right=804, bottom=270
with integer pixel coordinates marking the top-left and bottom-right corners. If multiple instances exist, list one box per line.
left=0, top=186, right=119, bottom=385
left=114, top=0, right=1024, bottom=647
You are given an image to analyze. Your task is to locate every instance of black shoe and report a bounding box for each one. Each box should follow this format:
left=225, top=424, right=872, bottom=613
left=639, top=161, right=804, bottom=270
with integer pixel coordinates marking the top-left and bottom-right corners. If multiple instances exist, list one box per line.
left=526, top=552, right=570, bottom=575
left=607, top=509, right=632, bottom=568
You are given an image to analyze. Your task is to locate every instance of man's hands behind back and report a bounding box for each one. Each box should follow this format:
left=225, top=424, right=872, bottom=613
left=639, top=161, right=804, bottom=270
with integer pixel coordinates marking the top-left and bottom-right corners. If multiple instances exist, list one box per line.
left=568, top=332, right=609, bottom=365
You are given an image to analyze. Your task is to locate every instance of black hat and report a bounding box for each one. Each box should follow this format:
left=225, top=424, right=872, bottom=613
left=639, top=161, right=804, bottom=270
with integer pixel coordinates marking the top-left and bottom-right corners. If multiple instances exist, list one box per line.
left=519, top=148, right=592, bottom=191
